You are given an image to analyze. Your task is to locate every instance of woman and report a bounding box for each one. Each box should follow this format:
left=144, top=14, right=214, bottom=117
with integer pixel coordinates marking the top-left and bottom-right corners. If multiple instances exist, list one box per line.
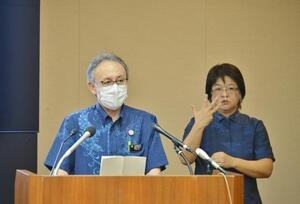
left=182, top=63, right=275, bottom=204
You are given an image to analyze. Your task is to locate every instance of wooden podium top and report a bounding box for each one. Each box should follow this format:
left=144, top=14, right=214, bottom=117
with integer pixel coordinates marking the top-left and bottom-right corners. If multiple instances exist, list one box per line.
left=15, top=170, right=243, bottom=204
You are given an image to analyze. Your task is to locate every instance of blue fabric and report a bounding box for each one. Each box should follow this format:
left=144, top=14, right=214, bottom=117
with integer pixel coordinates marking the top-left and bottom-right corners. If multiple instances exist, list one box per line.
left=183, top=111, right=275, bottom=204
left=45, top=104, right=168, bottom=175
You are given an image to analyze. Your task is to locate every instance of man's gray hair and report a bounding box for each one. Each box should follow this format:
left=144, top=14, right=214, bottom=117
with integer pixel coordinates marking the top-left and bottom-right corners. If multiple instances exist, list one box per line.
left=86, top=53, right=129, bottom=82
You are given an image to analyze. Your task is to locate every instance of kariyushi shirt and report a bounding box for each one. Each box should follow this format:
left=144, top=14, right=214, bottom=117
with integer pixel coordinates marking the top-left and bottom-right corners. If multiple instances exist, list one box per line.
left=183, top=111, right=275, bottom=204
left=45, top=104, right=168, bottom=174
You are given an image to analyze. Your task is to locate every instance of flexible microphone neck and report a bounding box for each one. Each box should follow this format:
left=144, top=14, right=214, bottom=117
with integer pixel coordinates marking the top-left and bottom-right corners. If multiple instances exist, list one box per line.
left=174, top=145, right=194, bottom=175
left=153, top=123, right=193, bottom=153
left=50, top=128, right=78, bottom=175
left=52, top=126, right=96, bottom=176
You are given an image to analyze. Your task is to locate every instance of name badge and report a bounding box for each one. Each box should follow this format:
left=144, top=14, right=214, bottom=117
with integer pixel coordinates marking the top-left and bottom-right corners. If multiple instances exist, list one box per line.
left=128, top=141, right=142, bottom=151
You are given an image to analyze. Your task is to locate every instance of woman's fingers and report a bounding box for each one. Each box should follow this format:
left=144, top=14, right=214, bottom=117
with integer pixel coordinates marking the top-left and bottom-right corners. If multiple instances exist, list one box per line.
left=191, top=104, right=198, bottom=115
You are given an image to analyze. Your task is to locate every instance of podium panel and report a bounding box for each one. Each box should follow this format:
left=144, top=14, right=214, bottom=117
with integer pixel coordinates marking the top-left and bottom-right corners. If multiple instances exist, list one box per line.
left=15, top=170, right=243, bottom=204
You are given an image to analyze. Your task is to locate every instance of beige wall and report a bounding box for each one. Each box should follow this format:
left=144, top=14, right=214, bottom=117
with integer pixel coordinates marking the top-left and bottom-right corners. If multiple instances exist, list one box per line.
left=40, top=0, right=300, bottom=203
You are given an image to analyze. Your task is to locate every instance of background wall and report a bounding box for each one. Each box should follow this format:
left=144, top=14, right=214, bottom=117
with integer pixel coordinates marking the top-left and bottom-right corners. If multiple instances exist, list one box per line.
left=40, top=0, right=300, bottom=203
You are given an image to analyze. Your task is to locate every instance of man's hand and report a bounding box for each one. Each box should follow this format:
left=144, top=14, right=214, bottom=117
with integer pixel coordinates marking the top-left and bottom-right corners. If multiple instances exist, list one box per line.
left=56, top=169, right=69, bottom=176
left=146, top=168, right=161, bottom=175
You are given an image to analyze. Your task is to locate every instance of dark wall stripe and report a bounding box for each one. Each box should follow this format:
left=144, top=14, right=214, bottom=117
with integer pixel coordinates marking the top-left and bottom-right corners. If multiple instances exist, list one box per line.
left=0, top=0, right=39, bottom=132
left=0, top=0, right=39, bottom=203
left=0, top=133, right=37, bottom=204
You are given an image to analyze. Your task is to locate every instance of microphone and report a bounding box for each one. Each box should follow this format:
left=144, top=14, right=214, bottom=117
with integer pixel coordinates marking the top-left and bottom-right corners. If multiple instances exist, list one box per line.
left=153, top=123, right=193, bottom=153
left=195, top=148, right=227, bottom=174
left=52, top=126, right=96, bottom=176
left=50, top=128, right=78, bottom=175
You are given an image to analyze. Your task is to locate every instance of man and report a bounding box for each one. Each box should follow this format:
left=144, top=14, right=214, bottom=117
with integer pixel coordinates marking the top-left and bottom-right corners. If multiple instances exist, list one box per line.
left=45, top=53, right=168, bottom=175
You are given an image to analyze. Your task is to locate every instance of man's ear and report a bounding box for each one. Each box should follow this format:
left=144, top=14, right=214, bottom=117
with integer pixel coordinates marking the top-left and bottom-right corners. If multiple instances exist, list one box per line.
left=88, top=82, right=97, bottom=95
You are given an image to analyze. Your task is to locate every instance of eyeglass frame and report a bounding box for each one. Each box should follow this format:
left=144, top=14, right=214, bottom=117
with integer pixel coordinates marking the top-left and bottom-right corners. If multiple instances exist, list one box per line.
left=211, top=86, right=240, bottom=95
left=94, top=78, right=128, bottom=87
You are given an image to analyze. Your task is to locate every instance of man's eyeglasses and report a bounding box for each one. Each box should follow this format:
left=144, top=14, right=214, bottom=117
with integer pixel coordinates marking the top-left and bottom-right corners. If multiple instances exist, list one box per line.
left=211, top=86, right=239, bottom=95
left=95, top=78, right=128, bottom=87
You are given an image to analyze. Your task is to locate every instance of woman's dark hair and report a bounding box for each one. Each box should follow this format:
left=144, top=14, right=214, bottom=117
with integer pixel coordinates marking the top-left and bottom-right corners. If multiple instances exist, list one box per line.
left=205, top=63, right=245, bottom=101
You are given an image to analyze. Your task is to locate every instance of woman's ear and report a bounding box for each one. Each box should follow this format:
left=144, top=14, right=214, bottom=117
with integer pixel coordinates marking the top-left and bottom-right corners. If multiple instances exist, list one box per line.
left=238, top=96, right=243, bottom=109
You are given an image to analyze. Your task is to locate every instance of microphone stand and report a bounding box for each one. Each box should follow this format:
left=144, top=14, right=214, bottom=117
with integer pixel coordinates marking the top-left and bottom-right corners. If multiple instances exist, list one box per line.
left=153, top=124, right=226, bottom=174
left=50, top=129, right=78, bottom=175
left=174, top=145, right=193, bottom=175
left=52, top=126, right=96, bottom=176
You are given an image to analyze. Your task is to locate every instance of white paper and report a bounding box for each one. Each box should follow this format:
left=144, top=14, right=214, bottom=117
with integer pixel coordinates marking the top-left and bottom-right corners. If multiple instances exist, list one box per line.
left=100, top=156, right=146, bottom=176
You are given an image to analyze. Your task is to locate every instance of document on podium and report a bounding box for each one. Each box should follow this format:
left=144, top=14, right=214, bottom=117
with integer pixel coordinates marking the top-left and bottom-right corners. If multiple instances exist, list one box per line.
left=100, top=156, right=146, bottom=176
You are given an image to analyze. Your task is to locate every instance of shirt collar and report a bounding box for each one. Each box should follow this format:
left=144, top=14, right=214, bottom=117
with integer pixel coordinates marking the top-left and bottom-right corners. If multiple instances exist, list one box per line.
left=119, top=104, right=128, bottom=119
left=214, top=111, right=240, bottom=123
left=229, top=111, right=240, bottom=122
left=95, top=103, right=127, bottom=123
left=95, top=103, right=109, bottom=122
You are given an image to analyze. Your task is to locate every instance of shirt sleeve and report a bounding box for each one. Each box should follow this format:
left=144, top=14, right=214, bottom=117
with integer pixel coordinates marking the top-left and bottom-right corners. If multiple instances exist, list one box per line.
left=44, top=115, right=78, bottom=173
left=254, top=120, right=275, bottom=161
left=182, top=117, right=195, bottom=140
left=145, top=116, right=168, bottom=173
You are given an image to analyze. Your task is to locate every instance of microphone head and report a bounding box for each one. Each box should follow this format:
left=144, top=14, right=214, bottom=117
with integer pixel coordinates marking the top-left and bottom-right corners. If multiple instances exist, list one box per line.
left=195, top=148, right=210, bottom=160
left=85, top=126, right=96, bottom=137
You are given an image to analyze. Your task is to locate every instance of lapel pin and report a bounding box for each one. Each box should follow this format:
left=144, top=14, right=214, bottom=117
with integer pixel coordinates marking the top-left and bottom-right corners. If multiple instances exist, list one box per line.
left=128, top=129, right=135, bottom=136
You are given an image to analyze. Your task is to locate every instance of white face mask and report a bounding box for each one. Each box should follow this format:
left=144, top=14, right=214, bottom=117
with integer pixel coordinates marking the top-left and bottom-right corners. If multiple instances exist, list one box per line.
left=96, top=84, right=128, bottom=110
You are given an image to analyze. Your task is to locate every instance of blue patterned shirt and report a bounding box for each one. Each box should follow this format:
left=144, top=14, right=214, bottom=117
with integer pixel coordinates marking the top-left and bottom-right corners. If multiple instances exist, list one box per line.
left=183, top=111, right=275, bottom=204
left=45, top=104, right=168, bottom=174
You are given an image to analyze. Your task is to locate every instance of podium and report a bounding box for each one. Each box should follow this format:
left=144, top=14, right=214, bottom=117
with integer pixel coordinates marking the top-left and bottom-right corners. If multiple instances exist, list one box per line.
left=15, top=170, right=243, bottom=204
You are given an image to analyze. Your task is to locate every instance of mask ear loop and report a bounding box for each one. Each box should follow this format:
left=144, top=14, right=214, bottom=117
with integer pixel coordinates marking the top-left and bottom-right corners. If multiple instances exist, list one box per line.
left=94, top=83, right=99, bottom=97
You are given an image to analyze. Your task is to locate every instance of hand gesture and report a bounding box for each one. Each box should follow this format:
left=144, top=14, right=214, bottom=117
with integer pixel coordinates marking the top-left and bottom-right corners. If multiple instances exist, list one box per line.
left=191, top=94, right=220, bottom=129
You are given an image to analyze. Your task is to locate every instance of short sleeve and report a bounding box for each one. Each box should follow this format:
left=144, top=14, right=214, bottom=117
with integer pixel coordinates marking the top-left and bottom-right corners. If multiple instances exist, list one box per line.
left=254, top=120, right=275, bottom=161
left=44, top=115, right=78, bottom=173
left=182, top=117, right=195, bottom=140
left=145, top=116, right=168, bottom=173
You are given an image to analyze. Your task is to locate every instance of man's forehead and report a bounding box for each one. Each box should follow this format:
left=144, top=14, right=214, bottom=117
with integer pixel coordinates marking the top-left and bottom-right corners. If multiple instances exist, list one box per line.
left=97, top=60, right=124, bottom=69
left=94, top=61, right=126, bottom=77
